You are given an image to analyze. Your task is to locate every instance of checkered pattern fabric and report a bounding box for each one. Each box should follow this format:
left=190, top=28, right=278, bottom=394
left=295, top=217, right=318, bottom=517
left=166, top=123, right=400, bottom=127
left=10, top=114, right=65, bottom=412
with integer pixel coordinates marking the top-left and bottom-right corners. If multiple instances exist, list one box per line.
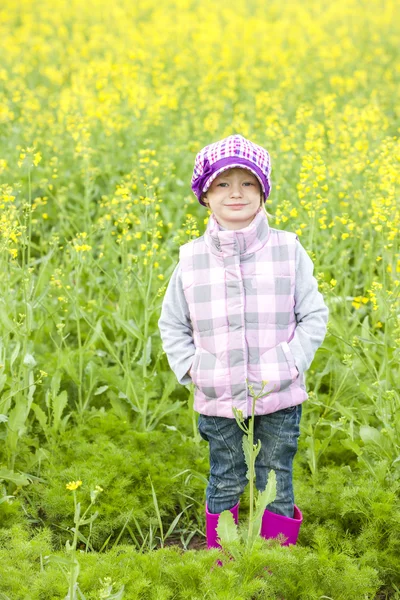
left=179, top=208, right=308, bottom=418
left=191, top=134, right=271, bottom=206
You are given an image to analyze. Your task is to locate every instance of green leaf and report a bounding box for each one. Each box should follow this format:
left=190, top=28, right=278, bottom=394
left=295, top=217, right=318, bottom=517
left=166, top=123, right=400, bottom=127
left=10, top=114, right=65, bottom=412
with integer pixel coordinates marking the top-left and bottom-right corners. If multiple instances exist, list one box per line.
left=26, top=371, right=36, bottom=408
left=112, top=313, right=144, bottom=341
left=23, top=353, right=37, bottom=369
left=253, top=438, right=262, bottom=461
left=0, top=373, right=6, bottom=395
left=79, top=511, right=99, bottom=525
left=0, top=468, right=30, bottom=486
left=7, top=399, right=28, bottom=434
left=53, top=390, right=68, bottom=431
left=164, top=510, right=185, bottom=539
left=110, top=396, right=130, bottom=420
left=341, top=439, right=363, bottom=456
left=84, top=317, right=104, bottom=349
left=74, top=501, right=81, bottom=524
left=44, top=554, right=76, bottom=567
left=0, top=304, right=18, bottom=334
left=0, top=495, right=15, bottom=505
left=216, top=509, right=239, bottom=544
left=31, top=402, right=48, bottom=431
left=149, top=477, right=163, bottom=539
left=252, top=469, right=277, bottom=537
left=137, top=336, right=152, bottom=367
left=361, top=315, right=370, bottom=341
left=51, top=371, right=62, bottom=398
left=359, top=425, right=382, bottom=445
left=242, top=434, right=252, bottom=481
left=94, top=385, right=109, bottom=395
left=104, top=586, right=125, bottom=600
left=10, top=341, right=21, bottom=370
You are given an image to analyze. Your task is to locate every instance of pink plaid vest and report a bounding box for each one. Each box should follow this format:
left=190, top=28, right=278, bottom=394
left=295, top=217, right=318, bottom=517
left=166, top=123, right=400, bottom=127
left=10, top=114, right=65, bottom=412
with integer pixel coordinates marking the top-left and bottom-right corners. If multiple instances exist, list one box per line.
left=179, top=208, right=308, bottom=418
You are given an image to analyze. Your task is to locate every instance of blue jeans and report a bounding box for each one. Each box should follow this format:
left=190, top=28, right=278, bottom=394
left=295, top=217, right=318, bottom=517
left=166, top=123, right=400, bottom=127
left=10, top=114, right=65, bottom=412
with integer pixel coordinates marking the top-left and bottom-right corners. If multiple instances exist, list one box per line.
left=198, top=405, right=302, bottom=517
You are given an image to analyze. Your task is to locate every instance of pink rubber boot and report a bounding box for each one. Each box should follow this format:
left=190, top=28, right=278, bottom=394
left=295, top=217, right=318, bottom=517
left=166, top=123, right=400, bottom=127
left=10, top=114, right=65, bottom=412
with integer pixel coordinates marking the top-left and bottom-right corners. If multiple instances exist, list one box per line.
left=205, top=501, right=240, bottom=549
left=260, top=505, right=303, bottom=546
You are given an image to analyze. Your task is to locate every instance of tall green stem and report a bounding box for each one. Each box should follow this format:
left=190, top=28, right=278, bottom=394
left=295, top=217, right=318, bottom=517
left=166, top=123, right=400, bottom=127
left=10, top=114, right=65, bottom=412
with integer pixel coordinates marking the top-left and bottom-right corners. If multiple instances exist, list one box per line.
left=27, top=167, right=32, bottom=267
left=247, top=391, right=257, bottom=546
left=74, top=263, right=83, bottom=413
left=141, top=308, right=149, bottom=430
left=141, top=204, right=154, bottom=430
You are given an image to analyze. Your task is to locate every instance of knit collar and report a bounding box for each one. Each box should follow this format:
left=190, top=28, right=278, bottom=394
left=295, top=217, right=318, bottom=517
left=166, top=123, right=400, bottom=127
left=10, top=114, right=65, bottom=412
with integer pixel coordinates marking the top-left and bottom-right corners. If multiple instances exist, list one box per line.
left=204, top=207, right=270, bottom=257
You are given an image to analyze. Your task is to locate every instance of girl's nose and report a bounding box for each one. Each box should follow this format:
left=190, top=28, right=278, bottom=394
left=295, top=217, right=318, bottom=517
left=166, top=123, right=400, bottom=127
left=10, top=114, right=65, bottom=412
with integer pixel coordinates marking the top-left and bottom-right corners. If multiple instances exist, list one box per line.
left=230, top=183, right=243, bottom=196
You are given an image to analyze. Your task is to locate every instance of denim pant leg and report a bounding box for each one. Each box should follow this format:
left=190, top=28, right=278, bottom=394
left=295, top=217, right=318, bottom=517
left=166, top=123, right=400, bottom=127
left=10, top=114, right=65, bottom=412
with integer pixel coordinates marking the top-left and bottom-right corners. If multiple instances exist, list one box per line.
left=198, top=414, right=248, bottom=514
left=253, top=405, right=302, bottom=518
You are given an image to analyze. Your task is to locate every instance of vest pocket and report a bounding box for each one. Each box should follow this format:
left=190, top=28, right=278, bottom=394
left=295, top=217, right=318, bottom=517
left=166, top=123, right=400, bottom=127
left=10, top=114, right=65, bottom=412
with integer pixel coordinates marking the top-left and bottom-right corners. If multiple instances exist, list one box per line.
left=281, top=341, right=299, bottom=381
left=190, top=347, right=227, bottom=400
left=251, top=342, right=298, bottom=395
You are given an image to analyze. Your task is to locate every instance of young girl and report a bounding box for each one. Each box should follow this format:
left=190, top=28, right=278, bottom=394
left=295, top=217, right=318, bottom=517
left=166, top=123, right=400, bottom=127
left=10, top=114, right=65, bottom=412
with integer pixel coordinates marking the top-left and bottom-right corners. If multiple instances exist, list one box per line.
left=158, top=134, right=329, bottom=549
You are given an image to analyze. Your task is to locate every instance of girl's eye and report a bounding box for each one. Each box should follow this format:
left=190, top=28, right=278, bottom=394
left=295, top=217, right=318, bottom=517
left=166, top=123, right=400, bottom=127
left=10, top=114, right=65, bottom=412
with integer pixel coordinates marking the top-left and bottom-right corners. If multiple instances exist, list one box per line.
left=217, top=182, right=254, bottom=187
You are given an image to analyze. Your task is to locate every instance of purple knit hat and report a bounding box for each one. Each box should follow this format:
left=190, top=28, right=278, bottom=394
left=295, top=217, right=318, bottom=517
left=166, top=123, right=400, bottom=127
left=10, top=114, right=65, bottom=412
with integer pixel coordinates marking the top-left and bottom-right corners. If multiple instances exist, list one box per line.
left=191, top=134, right=271, bottom=206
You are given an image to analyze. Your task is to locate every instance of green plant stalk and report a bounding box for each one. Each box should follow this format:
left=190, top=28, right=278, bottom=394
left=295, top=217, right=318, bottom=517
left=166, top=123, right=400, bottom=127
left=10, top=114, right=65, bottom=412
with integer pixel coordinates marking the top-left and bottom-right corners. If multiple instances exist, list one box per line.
left=15, top=167, right=34, bottom=456
left=68, top=490, right=80, bottom=600
left=71, top=490, right=79, bottom=552
left=73, top=262, right=84, bottom=414
left=83, top=153, right=90, bottom=233
left=188, top=384, right=200, bottom=442
left=27, top=167, right=32, bottom=267
left=141, top=247, right=156, bottom=430
left=247, top=390, right=257, bottom=546
left=141, top=307, right=149, bottom=430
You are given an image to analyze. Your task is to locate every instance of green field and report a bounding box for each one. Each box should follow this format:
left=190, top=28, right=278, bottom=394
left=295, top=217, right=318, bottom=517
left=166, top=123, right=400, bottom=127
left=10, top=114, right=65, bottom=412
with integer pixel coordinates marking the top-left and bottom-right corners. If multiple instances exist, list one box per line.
left=0, top=0, right=399, bottom=597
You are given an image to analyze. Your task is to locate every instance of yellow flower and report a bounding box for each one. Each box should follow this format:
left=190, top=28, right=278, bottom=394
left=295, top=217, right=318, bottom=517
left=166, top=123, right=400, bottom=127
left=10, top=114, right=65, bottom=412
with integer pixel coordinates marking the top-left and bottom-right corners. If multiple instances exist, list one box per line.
left=75, top=244, right=92, bottom=252
left=330, top=279, right=337, bottom=287
left=157, top=274, right=164, bottom=280
left=66, top=480, right=82, bottom=491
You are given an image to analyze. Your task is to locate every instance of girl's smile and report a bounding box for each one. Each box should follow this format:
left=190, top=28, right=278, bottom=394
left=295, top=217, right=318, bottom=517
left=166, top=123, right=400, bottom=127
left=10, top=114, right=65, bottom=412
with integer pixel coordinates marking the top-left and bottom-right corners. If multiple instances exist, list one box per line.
left=225, top=203, right=249, bottom=209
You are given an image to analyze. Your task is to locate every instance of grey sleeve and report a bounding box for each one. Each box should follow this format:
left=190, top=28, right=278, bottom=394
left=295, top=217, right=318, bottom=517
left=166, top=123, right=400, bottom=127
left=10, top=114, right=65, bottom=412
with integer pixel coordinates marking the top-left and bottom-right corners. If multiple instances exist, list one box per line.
left=288, top=240, right=329, bottom=375
left=158, top=263, right=195, bottom=386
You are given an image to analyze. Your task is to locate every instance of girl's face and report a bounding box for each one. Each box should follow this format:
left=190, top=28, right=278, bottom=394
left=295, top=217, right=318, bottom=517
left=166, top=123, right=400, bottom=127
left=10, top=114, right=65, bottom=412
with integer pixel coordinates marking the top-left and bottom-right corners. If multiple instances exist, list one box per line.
left=202, top=167, right=263, bottom=230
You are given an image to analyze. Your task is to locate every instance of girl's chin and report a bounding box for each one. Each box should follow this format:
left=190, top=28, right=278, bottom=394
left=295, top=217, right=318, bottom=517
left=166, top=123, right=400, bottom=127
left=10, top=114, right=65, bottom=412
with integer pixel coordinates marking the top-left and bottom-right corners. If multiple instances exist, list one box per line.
left=220, top=209, right=257, bottom=220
